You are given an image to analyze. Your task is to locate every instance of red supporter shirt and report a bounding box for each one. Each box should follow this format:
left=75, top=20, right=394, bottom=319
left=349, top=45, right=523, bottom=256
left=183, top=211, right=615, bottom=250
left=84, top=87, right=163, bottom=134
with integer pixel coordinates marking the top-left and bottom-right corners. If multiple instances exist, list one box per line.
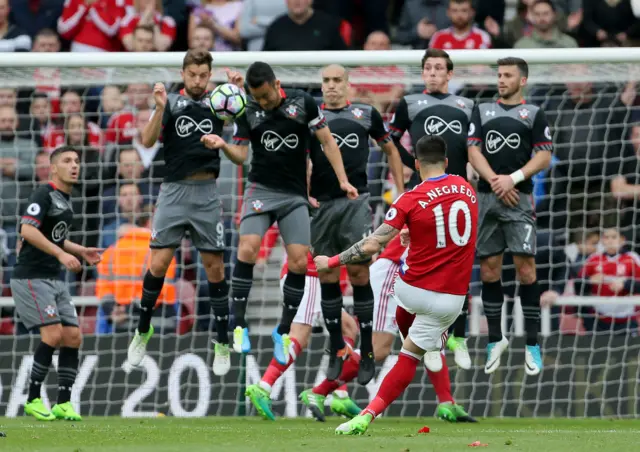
left=383, top=174, right=478, bottom=295
left=429, top=26, right=491, bottom=50
left=378, top=235, right=407, bottom=264
left=105, top=109, right=137, bottom=144
left=43, top=122, right=103, bottom=153
left=349, top=65, right=405, bottom=95
left=58, top=0, right=130, bottom=52
left=119, top=10, right=177, bottom=42
left=281, top=253, right=349, bottom=292
left=579, top=252, right=640, bottom=298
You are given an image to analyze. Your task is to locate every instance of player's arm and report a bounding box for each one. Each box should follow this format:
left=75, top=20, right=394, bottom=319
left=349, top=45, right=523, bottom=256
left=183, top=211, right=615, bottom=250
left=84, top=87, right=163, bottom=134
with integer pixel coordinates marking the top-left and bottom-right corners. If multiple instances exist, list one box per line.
left=467, top=104, right=497, bottom=182
left=333, top=223, right=401, bottom=266
left=201, top=117, right=249, bottom=165
left=142, top=83, right=169, bottom=147
left=388, top=97, right=417, bottom=170
left=370, top=106, right=404, bottom=194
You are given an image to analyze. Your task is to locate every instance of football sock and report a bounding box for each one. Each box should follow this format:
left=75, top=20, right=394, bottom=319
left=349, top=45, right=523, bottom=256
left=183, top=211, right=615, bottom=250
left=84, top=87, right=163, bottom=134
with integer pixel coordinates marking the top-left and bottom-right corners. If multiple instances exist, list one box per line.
left=450, top=293, right=470, bottom=338
left=395, top=306, right=415, bottom=339
left=352, top=283, right=375, bottom=358
left=138, top=270, right=165, bottom=334
left=277, top=271, right=306, bottom=335
left=57, top=347, right=79, bottom=404
left=425, top=353, right=454, bottom=404
left=259, top=337, right=302, bottom=392
left=209, top=280, right=230, bottom=344
left=320, top=282, right=345, bottom=351
left=520, top=281, right=541, bottom=346
left=482, top=280, right=504, bottom=343
left=312, top=349, right=360, bottom=396
left=361, top=351, right=420, bottom=418
left=231, top=260, right=254, bottom=329
left=28, top=341, right=55, bottom=402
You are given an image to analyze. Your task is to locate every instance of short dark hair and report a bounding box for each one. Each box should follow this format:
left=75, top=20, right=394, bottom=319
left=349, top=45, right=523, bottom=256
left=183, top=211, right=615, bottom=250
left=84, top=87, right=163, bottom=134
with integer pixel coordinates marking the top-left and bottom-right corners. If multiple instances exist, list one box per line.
left=182, top=49, right=212, bottom=70
left=50, top=145, right=80, bottom=163
left=532, top=0, right=556, bottom=12
left=422, top=48, right=454, bottom=72
left=415, top=135, right=447, bottom=165
left=497, top=57, right=529, bottom=78
left=35, top=28, right=59, bottom=40
left=450, top=0, right=473, bottom=5
left=246, top=62, right=277, bottom=89
left=571, top=228, right=600, bottom=244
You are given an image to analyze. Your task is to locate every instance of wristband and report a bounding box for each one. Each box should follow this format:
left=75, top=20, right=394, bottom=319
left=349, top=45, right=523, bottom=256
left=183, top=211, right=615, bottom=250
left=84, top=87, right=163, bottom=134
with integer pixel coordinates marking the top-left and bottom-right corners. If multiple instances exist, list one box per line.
left=509, top=170, right=525, bottom=185
left=328, top=256, right=341, bottom=268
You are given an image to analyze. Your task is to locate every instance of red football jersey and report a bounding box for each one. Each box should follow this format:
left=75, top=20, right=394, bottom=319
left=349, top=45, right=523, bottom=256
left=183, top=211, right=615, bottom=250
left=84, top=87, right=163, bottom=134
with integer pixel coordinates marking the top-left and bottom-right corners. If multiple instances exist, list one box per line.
left=378, top=235, right=408, bottom=264
left=384, top=174, right=478, bottom=295
left=429, top=26, right=491, bottom=50
left=579, top=251, right=640, bottom=298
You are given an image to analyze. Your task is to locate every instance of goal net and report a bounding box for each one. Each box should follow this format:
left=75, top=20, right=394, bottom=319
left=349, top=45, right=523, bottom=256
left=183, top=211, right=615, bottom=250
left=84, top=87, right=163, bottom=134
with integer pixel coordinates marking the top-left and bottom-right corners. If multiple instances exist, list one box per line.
left=0, top=49, right=639, bottom=419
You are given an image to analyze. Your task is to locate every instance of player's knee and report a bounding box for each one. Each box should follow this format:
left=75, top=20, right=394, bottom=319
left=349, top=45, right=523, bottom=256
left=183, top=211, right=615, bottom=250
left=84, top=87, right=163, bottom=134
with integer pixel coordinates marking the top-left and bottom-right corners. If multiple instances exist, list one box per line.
left=480, top=257, right=501, bottom=282
left=149, top=249, right=174, bottom=276
left=237, top=236, right=261, bottom=263
left=287, top=254, right=308, bottom=274
left=40, top=324, right=63, bottom=347
left=318, top=269, right=340, bottom=284
left=346, top=264, right=369, bottom=286
left=516, top=258, right=536, bottom=284
left=62, top=327, right=82, bottom=348
left=201, top=252, right=224, bottom=282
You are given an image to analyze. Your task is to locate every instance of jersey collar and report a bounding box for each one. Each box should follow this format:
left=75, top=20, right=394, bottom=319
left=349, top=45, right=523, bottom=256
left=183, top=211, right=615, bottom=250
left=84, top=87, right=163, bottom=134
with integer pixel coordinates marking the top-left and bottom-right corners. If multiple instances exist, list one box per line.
left=320, top=100, right=351, bottom=110
left=497, top=99, right=526, bottom=105
left=426, top=174, right=448, bottom=181
left=48, top=181, right=58, bottom=191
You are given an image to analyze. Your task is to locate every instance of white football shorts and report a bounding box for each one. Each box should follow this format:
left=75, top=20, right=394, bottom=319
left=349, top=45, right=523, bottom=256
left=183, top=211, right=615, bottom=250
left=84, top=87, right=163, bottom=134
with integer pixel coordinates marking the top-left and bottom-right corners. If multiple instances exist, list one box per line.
left=280, top=275, right=323, bottom=327
left=371, top=258, right=400, bottom=335
left=392, top=277, right=464, bottom=351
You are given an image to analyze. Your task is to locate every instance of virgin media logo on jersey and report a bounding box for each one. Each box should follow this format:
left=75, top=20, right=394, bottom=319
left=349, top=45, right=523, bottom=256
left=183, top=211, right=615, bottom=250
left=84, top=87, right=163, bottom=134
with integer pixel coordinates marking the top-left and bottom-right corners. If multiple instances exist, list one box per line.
left=486, top=131, right=521, bottom=154
left=51, top=221, right=69, bottom=242
left=333, top=133, right=359, bottom=149
left=424, top=116, right=462, bottom=136
left=175, top=116, right=213, bottom=137
left=261, top=131, right=299, bottom=152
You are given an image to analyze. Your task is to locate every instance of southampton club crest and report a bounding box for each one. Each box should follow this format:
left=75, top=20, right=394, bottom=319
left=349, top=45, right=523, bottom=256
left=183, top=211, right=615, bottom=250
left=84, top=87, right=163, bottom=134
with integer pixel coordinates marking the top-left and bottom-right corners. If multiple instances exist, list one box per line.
left=352, top=108, right=363, bottom=119
left=285, top=105, right=298, bottom=118
left=456, top=99, right=466, bottom=109
left=252, top=200, right=264, bottom=212
left=518, top=108, right=529, bottom=119
left=44, top=304, right=56, bottom=318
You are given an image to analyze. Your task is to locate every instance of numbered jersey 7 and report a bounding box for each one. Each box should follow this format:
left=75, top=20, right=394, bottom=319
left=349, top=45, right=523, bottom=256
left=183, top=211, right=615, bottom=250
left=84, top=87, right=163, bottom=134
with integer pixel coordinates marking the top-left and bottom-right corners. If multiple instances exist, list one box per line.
left=383, top=174, right=478, bottom=295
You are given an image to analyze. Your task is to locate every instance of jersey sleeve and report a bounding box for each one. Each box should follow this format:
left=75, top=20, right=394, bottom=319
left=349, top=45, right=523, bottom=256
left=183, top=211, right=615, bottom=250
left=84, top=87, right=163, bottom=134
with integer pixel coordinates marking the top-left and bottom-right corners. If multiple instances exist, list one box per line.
left=369, top=106, right=391, bottom=144
left=383, top=194, right=409, bottom=230
left=389, top=97, right=410, bottom=139
left=578, top=256, right=596, bottom=279
left=467, top=104, right=482, bottom=147
left=532, top=109, right=553, bottom=153
left=21, top=188, right=52, bottom=229
left=304, top=93, right=327, bottom=132
left=231, top=113, right=251, bottom=145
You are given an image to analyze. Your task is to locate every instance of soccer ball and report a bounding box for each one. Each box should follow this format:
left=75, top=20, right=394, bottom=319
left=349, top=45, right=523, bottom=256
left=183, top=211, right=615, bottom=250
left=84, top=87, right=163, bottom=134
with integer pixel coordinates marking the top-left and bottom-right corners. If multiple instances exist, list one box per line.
left=209, top=83, right=247, bottom=121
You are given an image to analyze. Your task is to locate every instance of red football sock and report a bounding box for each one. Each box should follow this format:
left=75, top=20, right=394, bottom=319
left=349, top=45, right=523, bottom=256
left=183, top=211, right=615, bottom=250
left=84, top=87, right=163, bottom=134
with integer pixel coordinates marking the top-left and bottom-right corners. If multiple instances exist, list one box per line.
left=344, top=336, right=355, bottom=348
left=396, top=306, right=416, bottom=339
left=362, top=352, right=419, bottom=418
left=261, top=337, right=302, bottom=388
left=313, top=351, right=360, bottom=396
left=425, top=353, right=454, bottom=404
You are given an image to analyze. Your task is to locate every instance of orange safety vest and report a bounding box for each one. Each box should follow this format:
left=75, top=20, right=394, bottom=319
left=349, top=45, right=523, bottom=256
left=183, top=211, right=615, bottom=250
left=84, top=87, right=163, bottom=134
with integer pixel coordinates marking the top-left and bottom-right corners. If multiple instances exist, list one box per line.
left=96, top=227, right=177, bottom=306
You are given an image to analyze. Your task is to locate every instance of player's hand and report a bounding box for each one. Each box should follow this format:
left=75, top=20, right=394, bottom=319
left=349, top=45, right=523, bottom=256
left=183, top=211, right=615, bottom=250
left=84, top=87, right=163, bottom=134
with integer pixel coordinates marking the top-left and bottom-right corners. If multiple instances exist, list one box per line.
left=340, top=181, right=359, bottom=200
left=153, top=83, right=167, bottom=109
left=313, top=255, right=330, bottom=272
left=201, top=134, right=226, bottom=149
left=540, top=290, right=558, bottom=308
left=226, top=69, right=245, bottom=90
left=490, top=174, right=515, bottom=198
left=609, top=279, right=625, bottom=294
left=59, top=252, right=82, bottom=273
left=308, top=196, right=320, bottom=208
left=400, top=228, right=410, bottom=247
left=81, top=247, right=104, bottom=265
left=499, top=188, right=519, bottom=208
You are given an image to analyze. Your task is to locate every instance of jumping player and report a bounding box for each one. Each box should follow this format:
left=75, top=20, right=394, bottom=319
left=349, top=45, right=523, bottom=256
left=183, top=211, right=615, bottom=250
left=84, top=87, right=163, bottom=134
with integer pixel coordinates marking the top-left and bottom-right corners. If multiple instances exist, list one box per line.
left=204, top=62, right=357, bottom=365
left=318, top=135, right=478, bottom=435
left=13, top=146, right=103, bottom=421
left=127, top=50, right=243, bottom=376
left=309, top=64, right=405, bottom=384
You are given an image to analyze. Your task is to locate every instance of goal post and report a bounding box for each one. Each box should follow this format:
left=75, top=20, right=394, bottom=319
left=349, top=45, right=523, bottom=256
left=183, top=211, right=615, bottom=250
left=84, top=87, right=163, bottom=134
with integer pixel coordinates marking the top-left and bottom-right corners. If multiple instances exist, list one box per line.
left=0, top=48, right=639, bottom=419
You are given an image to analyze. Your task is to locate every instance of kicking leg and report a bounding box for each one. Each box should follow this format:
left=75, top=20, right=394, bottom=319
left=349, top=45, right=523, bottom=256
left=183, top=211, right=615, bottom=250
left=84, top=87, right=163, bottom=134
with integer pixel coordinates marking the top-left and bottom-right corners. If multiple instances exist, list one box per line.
left=347, top=263, right=375, bottom=385
left=514, top=254, right=542, bottom=376
left=481, top=254, right=509, bottom=374
left=446, top=293, right=471, bottom=369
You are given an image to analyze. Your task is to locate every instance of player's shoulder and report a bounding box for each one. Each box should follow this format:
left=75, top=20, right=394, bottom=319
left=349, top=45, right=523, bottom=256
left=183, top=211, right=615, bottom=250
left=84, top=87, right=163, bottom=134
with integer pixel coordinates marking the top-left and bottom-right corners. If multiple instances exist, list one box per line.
left=623, top=251, right=640, bottom=265
left=452, top=95, right=475, bottom=110
left=402, top=92, right=428, bottom=105
left=430, top=27, right=452, bottom=40
left=522, top=102, right=544, bottom=116
left=349, top=102, right=379, bottom=116
left=284, top=88, right=313, bottom=102
left=31, top=183, right=55, bottom=198
left=471, top=25, right=492, bottom=42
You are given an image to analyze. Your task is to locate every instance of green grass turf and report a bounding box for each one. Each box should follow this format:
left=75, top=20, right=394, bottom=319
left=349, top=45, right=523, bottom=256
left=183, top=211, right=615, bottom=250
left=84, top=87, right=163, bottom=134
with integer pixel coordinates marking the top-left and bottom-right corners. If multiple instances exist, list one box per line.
left=0, top=417, right=638, bottom=452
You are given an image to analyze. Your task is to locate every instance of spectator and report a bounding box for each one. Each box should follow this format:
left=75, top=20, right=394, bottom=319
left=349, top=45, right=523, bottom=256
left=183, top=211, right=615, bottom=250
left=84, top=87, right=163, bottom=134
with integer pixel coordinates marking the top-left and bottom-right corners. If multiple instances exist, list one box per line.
left=188, top=23, right=214, bottom=50
left=132, top=109, right=164, bottom=179
left=44, top=112, right=103, bottom=153
left=0, top=0, right=31, bottom=52
left=28, top=92, right=50, bottom=146
left=396, top=0, right=449, bottom=49
left=514, top=0, right=578, bottom=49
left=0, top=88, right=30, bottom=134
left=238, top=0, right=288, bottom=51
left=9, top=0, right=64, bottom=40
left=120, top=0, right=176, bottom=52
left=488, top=0, right=532, bottom=49
left=100, top=85, right=125, bottom=128
left=474, top=0, right=505, bottom=38
left=58, top=0, right=129, bottom=52
left=189, top=0, right=242, bottom=51
left=131, top=24, right=155, bottom=51
left=429, top=0, right=491, bottom=49
left=33, top=150, right=50, bottom=184
left=263, top=0, right=347, bottom=51
left=554, top=0, right=582, bottom=34
left=100, top=182, right=142, bottom=249
left=349, top=31, right=405, bottom=114
left=611, top=124, right=640, bottom=253
left=583, top=0, right=640, bottom=47
left=576, top=227, right=640, bottom=335
left=104, top=83, right=152, bottom=146
left=42, top=90, right=102, bottom=152
left=96, top=209, right=178, bottom=335
left=31, top=27, right=61, bottom=52
left=31, top=29, right=62, bottom=124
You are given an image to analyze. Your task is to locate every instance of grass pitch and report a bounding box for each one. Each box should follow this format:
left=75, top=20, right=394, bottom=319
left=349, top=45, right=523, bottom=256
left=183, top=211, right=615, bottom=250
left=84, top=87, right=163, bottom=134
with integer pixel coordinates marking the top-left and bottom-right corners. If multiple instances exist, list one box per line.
left=0, top=417, right=638, bottom=452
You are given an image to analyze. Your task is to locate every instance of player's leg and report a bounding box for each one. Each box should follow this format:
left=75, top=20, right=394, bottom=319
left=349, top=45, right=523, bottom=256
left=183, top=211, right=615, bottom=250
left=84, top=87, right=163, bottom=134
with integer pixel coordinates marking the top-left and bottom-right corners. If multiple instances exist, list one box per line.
left=247, top=275, right=317, bottom=420
left=328, top=311, right=362, bottom=420
left=476, top=193, right=509, bottom=374
left=10, top=279, right=61, bottom=421
left=274, top=204, right=310, bottom=364
left=503, top=196, right=541, bottom=375
left=337, top=281, right=464, bottom=435
left=446, top=292, right=471, bottom=369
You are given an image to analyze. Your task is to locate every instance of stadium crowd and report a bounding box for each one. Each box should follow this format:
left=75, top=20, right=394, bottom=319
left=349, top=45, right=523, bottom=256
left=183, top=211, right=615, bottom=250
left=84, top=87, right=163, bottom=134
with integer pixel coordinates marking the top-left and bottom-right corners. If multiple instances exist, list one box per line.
left=0, top=0, right=639, bottom=336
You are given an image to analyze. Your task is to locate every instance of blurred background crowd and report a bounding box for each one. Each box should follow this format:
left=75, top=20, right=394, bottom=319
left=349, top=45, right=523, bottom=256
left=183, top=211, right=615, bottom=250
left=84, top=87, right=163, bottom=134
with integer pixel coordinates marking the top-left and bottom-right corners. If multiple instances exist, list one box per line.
left=0, top=0, right=639, bottom=337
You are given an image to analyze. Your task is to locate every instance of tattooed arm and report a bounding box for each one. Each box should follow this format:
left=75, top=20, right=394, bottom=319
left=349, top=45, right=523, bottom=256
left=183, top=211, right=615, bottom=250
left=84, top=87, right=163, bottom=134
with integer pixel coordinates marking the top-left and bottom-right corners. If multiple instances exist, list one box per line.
left=314, top=223, right=401, bottom=271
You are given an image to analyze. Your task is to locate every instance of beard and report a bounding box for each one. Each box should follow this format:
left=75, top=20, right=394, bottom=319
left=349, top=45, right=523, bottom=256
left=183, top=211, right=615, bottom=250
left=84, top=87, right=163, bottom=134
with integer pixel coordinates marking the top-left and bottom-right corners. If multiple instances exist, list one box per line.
left=185, top=85, right=205, bottom=99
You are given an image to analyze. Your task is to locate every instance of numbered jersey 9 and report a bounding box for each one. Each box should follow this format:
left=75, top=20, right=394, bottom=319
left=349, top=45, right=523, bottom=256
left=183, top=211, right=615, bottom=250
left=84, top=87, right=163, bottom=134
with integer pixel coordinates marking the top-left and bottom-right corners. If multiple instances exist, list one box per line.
left=383, top=174, right=478, bottom=295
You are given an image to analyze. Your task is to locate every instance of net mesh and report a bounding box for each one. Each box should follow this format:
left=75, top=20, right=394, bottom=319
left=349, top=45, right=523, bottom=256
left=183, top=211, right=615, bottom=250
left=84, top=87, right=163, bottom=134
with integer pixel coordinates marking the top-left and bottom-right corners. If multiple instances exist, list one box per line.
left=0, top=57, right=639, bottom=418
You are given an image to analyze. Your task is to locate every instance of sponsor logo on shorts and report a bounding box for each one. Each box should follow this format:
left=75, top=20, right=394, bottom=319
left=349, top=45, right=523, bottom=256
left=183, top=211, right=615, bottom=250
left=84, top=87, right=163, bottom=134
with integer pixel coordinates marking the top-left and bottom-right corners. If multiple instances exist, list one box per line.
left=252, top=200, right=264, bottom=212
left=51, top=221, right=69, bottom=242
left=44, top=305, right=56, bottom=318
